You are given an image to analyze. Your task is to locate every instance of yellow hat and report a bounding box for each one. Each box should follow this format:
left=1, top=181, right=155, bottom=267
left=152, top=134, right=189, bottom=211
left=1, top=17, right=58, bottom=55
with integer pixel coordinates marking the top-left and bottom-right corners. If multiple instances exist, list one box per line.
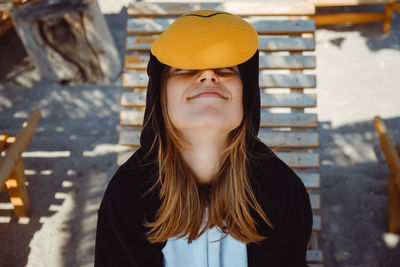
left=151, top=10, right=258, bottom=70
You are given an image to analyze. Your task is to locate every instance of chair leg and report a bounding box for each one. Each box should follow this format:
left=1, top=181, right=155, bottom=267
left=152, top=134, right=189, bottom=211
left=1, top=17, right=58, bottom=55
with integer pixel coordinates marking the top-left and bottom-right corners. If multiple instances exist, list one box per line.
left=383, top=3, right=393, bottom=34
left=387, top=168, right=400, bottom=232
left=392, top=2, right=400, bottom=13
left=5, top=156, right=30, bottom=217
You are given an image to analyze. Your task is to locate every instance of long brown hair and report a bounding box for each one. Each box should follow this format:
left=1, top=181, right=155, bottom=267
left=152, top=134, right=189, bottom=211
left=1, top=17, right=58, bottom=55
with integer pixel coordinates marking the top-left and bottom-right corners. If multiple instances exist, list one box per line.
left=144, top=66, right=274, bottom=244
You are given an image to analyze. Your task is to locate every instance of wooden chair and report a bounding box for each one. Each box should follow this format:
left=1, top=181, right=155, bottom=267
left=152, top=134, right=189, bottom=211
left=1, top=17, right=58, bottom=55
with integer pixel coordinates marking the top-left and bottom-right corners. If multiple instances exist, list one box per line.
left=0, top=0, right=33, bottom=37
left=0, top=109, right=40, bottom=217
left=309, top=0, right=400, bottom=34
left=119, top=2, right=323, bottom=266
left=374, top=116, right=400, bottom=233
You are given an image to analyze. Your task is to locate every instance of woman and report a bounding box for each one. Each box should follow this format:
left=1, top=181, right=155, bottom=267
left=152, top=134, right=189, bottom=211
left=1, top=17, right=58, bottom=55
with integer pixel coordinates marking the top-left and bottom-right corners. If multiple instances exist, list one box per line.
left=95, top=10, right=312, bottom=267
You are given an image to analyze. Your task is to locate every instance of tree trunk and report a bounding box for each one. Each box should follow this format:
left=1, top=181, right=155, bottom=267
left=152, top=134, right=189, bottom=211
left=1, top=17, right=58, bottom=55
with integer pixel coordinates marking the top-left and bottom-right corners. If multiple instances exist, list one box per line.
left=11, top=0, right=121, bottom=84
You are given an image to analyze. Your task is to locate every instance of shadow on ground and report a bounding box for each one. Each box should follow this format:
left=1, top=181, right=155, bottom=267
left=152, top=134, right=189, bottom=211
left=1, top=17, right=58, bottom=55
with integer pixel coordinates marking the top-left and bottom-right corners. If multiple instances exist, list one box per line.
left=318, top=117, right=400, bottom=267
left=0, top=7, right=128, bottom=267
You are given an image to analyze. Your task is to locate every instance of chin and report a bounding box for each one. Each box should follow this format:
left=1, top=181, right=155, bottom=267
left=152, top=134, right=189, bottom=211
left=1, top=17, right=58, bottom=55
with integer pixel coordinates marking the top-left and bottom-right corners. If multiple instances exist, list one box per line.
left=179, top=120, right=241, bottom=132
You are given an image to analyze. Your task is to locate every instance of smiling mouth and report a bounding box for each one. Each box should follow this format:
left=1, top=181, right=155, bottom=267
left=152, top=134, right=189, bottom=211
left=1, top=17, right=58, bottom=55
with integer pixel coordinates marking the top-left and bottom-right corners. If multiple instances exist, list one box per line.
left=188, top=93, right=227, bottom=100
left=188, top=89, right=228, bottom=100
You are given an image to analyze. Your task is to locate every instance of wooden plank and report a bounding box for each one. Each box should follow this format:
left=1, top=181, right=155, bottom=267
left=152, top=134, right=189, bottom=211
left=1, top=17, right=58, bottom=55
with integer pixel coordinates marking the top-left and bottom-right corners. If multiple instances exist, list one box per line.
left=117, top=148, right=319, bottom=170
left=127, top=2, right=316, bottom=17
left=5, top=156, right=30, bottom=217
left=119, top=127, right=141, bottom=147
left=250, top=18, right=316, bottom=34
left=295, top=171, right=321, bottom=189
left=127, top=17, right=174, bottom=35
left=120, top=109, right=318, bottom=128
left=118, top=127, right=319, bottom=167
left=126, top=36, right=316, bottom=52
left=122, top=71, right=316, bottom=89
left=117, top=148, right=138, bottom=166
left=120, top=109, right=145, bottom=127
left=127, top=18, right=315, bottom=35
left=312, top=12, right=384, bottom=25
left=374, top=116, right=400, bottom=232
left=312, top=0, right=394, bottom=7
left=374, top=116, right=400, bottom=182
left=124, top=54, right=317, bottom=70
left=0, top=132, right=8, bottom=193
left=306, top=249, right=324, bottom=262
left=309, top=231, right=320, bottom=249
left=126, top=36, right=155, bottom=52
left=124, top=54, right=150, bottom=70
left=121, top=91, right=147, bottom=107
left=259, top=72, right=316, bottom=88
left=0, top=16, right=12, bottom=36
left=262, top=36, right=316, bottom=51
left=275, top=151, right=319, bottom=168
left=122, top=71, right=148, bottom=88
left=0, top=109, right=40, bottom=187
left=259, top=112, right=318, bottom=128
left=121, top=91, right=317, bottom=108
left=118, top=120, right=318, bottom=148
left=313, top=214, right=321, bottom=230
left=258, top=129, right=319, bottom=148
left=5, top=135, right=15, bottom=149
left=260, top=92, right=316, bottom=107
left=0, top=2, right=12, bottom=16
left=258, top=54, right=316, bottom=70
left=310, top=194, right=321, bottom=210
left=387, top=168, right=400, bottom=232
left=383, top=3, right=393, bottom=34
left=0, top=132, right=9, bottom=153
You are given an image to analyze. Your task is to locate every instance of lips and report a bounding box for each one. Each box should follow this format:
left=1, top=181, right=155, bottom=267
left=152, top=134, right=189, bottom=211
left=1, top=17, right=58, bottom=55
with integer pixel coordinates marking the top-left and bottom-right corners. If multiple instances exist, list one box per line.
left=188, top=88, right=227, bottom=100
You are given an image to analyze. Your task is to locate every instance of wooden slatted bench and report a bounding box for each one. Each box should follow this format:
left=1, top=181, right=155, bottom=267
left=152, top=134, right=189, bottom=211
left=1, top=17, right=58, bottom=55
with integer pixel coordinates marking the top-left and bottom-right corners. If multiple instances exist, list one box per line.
left=310, top=0, right=400, bottom=34
left=119, top=2, right=323, bottom=265
left=0, top=109, right=40, bottom=217
left=374, top=116, right=400, bottom=233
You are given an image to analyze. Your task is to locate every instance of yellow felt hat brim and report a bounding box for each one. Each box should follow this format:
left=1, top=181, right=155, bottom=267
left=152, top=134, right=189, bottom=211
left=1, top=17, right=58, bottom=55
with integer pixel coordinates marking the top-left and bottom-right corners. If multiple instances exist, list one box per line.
left=151, top=10, right=258, bottom=70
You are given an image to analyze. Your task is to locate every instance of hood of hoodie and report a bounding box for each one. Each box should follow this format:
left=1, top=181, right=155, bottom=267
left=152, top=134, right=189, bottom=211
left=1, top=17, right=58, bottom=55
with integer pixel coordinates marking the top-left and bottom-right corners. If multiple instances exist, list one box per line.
left=139, top=50, right=265, bottom=157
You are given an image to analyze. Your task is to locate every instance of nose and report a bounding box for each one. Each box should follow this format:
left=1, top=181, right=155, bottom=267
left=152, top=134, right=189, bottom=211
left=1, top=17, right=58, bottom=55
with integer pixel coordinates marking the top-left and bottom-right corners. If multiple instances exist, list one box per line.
left=198, top=69, right=217, bottom=82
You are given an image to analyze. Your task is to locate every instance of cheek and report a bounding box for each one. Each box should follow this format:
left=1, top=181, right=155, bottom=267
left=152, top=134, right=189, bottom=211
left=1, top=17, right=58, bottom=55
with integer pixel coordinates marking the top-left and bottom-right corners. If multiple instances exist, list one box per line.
left=231, top=79, right=244, bottom=113
left=165, top=79, right=185, bottom=124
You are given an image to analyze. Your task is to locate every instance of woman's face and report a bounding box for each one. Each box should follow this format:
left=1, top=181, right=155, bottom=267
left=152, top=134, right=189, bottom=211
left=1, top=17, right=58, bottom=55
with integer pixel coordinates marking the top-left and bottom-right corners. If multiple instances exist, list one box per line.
left=165, top=66, right=243, bottom=133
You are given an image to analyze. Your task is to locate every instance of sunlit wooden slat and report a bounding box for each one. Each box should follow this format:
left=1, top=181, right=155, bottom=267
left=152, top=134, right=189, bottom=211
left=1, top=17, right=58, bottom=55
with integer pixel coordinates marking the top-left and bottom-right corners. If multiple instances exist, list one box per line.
left=124, top=54, right=316, bottom=70
left=120, top=109, right=318, bottom=129
left=121, top=91, right=316, bottom=108
left=294, top=171, right=321, bottom=188
left=127, top=18, right=315, bottom=35
left=307, top=249, right=324, bottom=262
left=260, top=112, right=318, bottom=128
left=312, top=0, right=391, bottom=7
left=310, top=194, right=321, bottom=210
left=126, top=36, right=316, bottom=52
left=258, top=129, right=319, bottom=148
left=127, top=2, right=316, bottom=16
left=118, top=121, right=318, bottom=148
left=122, top=71, right=316, bottom=89
left=275, top=151, right=319, bottom=168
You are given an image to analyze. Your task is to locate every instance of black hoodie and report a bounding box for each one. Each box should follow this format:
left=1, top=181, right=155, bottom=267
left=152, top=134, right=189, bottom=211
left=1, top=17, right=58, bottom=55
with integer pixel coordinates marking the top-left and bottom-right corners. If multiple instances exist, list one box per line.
left=94, top=51, right=313, bottom=267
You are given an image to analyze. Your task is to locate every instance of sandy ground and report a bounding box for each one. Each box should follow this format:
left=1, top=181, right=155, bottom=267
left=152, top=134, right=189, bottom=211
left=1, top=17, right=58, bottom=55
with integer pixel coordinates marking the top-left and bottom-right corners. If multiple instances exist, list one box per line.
left=0, top=1, right=400, bottom=266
